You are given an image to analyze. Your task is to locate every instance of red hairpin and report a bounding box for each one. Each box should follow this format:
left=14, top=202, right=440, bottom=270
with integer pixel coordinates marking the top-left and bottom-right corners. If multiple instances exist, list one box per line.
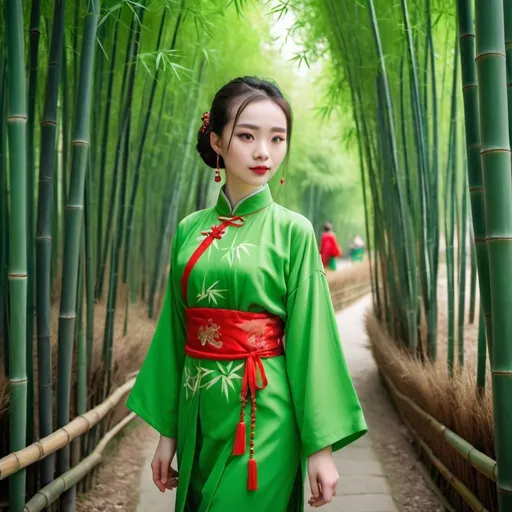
left=200, top=112, right=210, bottom=133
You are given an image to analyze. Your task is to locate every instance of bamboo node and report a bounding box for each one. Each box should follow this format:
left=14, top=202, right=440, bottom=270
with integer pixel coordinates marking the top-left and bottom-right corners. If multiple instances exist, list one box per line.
left=35, top=442, right=44, bottom=458
left=8, top=273, right=28, bottom=279
left=475, top=51, right=506, bottom=61
left=71, top=139, right=89, bottom=146
left=7, top=115, right=28, bottom=122
left=490, top=369, right=512, bottom=376
left=480, top=148, right=511, bottom=156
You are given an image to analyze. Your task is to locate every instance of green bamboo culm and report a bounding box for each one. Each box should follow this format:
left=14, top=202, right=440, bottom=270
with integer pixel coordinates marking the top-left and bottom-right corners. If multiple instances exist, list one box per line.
left=0, top=37, right=8, bottom=377
left=55, top=0, right=100, bottom=510
left=26, top=0, right=41, bottom=453
left=456, top=0, right=492, bottom=354
left=457, top=166, right=468, bottom=368
left=35, top=0, right=65, bottom=489
left=504, top=0, right=512, bottom=151
left=474, top=0, right=512, bottom=508
left=476, top=306, right=486, bottom=394
left=367, top=0, right=417, bottom=353
left=4, top=0, right=28, bottom=510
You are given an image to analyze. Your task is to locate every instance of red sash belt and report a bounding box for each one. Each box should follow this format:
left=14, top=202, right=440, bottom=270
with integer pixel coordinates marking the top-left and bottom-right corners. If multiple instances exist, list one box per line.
left=185, top=307, right=284, bottom=491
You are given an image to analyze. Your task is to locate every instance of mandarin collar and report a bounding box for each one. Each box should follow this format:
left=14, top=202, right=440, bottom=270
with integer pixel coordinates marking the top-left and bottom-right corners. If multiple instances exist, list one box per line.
left=215, top=184, right=273, bottom=216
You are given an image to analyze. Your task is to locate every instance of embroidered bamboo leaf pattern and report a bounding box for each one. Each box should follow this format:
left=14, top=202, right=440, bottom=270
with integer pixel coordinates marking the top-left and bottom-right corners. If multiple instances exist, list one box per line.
left=183, top=362, right=214, bottom=400
left=221, top=232, right=257, bottom=266
left=196, top=276, right=227, bottom=305
left=196, top=233, right=219, bottom=260
left=201, top=361, right=244, bottom=403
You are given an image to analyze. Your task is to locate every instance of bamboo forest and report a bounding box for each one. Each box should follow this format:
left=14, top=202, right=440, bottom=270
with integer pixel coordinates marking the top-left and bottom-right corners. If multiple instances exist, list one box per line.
left=1, top=0, right=511, bottom=510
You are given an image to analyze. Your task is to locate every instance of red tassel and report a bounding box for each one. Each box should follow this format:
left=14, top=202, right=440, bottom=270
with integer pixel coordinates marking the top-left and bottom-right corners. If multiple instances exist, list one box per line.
left=248, top=458, right=258, bottom=490
left=232, top=422, right=246, bottom=455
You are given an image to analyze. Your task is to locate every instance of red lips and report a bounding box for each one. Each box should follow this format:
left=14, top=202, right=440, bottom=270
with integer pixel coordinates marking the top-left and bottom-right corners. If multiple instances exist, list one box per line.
left=250, top=166, right=270, bottom=175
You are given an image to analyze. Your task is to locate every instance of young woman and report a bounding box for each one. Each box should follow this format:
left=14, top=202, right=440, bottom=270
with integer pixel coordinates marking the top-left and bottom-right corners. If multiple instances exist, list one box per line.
left=126, top=76, right=367, bottom=511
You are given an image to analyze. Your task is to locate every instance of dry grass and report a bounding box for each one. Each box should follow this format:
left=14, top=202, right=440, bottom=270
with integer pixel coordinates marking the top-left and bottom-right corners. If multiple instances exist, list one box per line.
left=326, top=259, right=371, bottom=287
left=327, top=260, right=371, bottom=310
left=0, top=283, right=159, bottom=506
left=0, top=283, right=157, bottom=454
left=367, top=308, right=497, bottom=512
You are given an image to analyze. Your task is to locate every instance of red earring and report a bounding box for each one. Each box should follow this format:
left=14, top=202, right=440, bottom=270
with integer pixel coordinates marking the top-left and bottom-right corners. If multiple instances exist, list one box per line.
left=280, top=167, right=286, bottom=185
left=215, top=154, right=222, bottom=183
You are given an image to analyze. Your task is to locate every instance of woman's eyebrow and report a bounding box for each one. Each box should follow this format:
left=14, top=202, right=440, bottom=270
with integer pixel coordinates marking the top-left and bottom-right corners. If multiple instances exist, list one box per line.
left=236, top=123, right=287, bottom=133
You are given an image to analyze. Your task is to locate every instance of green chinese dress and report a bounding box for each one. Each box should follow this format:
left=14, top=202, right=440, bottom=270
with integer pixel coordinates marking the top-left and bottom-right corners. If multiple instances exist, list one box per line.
left=126, top=184, right=367, bottom=511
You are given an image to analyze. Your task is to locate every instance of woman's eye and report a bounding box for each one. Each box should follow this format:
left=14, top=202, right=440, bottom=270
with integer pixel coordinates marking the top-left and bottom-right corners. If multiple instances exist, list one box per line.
left=238, top=133, right=253, bottom=140
left=272, top=136, right=286, bottom=143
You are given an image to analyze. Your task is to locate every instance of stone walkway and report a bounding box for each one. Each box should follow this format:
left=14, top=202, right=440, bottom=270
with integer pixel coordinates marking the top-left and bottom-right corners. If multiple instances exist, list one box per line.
left=136, top=295, right=398, bottom=512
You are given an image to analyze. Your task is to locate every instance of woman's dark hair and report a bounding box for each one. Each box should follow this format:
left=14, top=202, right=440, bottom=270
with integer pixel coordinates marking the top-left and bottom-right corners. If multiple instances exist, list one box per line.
left=196, top=76, right=293, bottom=169
left=324, top=222, right=333, bottom=232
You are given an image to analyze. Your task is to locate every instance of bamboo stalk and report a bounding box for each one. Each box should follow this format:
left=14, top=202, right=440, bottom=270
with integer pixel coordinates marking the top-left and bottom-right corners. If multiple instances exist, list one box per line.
left=456, top=0, right=492, bottom=352
left=367, top=0, right=417, bottom=352
left=476, top=306, right=487, bottom=393
left=0, top=378, right=136, bottom=480
left=35, top=0, right=65, bottom=489
left=26, top=0, right=41, bottom=452
left=55, top=3, right=100, bottom=507
left=0, top=41, right=8, bottom=378
left=95, top=16, right=120, bottom=301
left=24, top=413, right=137, bottom=512
left=5, top=1, right=29, bottom=509
left=445, top=40, right=459, bottom=375
left=474, top=1, right=512, bottom=508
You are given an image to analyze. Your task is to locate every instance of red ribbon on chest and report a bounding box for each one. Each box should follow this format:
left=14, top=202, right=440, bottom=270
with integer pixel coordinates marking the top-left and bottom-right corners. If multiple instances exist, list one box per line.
left=181, top=215, right=245, bottom=305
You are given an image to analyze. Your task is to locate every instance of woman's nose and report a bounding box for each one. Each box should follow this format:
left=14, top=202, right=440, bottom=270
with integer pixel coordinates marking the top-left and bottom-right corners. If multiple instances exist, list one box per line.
left=253, top=142, right=270, bottom=160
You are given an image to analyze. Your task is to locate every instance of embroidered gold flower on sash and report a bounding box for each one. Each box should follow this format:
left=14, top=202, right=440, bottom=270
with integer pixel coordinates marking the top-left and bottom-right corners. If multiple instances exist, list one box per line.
left=198, top=319, right=223, bottom=348
left=237, top=318, right=276, bottom=350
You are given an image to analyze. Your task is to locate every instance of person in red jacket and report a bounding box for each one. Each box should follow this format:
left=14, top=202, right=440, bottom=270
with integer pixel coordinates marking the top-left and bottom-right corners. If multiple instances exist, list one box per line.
left=320, top=222, right=342, bottom=271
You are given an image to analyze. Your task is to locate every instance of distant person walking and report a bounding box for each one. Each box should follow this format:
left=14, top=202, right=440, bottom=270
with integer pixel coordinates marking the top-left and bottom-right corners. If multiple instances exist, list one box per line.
left=319, top=222, right=342, bottom=271
left=350, top=235, right=365, bottom=264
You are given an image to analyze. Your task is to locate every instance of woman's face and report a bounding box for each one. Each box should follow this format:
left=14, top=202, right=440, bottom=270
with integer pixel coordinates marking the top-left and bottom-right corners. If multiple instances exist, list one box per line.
left=210, top=98, right=288, bottom=188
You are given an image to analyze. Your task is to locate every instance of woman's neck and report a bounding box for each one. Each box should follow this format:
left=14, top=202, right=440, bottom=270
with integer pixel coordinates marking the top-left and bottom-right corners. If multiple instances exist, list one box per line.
left=224, top=177, right=263, bottom=210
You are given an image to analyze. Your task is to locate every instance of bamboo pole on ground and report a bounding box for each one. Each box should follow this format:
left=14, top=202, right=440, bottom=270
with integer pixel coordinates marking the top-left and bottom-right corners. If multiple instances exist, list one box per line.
left=0, top=378, right=136, bottom=480
left=24, top=413, right=137, bottom=512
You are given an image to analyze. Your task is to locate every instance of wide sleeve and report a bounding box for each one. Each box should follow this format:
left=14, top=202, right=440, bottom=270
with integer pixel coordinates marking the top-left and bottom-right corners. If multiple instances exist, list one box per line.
left=125, top=227, right=185, bottom=438
left=284, top=220, right=367, bottom=457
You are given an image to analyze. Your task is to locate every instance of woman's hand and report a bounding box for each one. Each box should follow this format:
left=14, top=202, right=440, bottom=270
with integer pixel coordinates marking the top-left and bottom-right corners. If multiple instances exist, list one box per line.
left=307, top=446, right=339, bottom=507
left=151, top=435, right=179, bottom=493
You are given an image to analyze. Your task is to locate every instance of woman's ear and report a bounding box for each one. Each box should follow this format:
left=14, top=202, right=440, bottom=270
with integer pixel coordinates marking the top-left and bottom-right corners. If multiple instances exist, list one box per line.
left=210, top=131, right=222, bottom=156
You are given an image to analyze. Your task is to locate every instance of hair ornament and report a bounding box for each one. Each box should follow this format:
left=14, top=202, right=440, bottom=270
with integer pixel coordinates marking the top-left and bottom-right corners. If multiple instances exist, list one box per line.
left=200, top=111, right=211, bottom=133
